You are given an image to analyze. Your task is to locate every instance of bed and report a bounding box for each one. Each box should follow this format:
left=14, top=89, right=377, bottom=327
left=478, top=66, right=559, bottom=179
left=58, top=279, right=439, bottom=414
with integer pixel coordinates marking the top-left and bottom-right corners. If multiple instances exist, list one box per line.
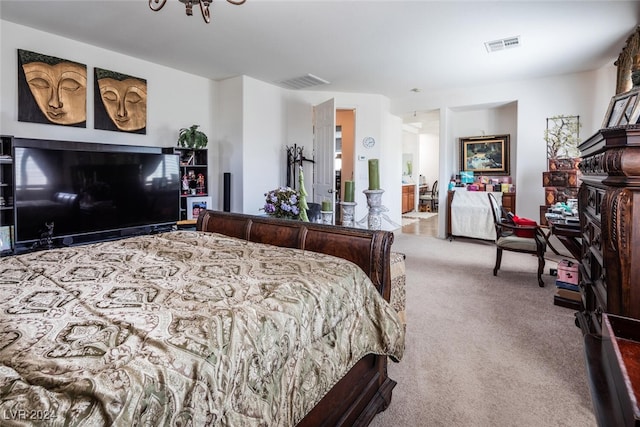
left=0, top=210, right=405, bottom=426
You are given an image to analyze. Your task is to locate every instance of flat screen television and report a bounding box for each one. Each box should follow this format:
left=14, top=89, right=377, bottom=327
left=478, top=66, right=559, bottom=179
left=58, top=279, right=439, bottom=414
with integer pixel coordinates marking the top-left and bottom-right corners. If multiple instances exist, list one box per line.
left=13, top=138, right=180, bottom=249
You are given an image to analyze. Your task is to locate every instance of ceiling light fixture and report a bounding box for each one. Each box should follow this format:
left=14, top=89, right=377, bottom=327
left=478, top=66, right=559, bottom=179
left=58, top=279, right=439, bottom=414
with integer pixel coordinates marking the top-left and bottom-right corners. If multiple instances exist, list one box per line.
left=149, top=0, right=246, bottom=24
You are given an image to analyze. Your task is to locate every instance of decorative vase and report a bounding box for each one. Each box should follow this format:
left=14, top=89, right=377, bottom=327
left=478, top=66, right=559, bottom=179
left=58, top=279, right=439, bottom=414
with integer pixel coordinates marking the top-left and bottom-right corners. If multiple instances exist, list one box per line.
left=321, top=210, right=333, bottom=225
left=363, top=189, right=385, bottom=230
left=340, top=201, right=357, bottom=227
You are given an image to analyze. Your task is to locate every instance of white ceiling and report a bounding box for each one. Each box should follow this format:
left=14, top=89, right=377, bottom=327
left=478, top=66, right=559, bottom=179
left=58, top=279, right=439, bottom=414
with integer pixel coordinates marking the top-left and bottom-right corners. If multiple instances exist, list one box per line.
left=2, top=1, right=639, bottom=118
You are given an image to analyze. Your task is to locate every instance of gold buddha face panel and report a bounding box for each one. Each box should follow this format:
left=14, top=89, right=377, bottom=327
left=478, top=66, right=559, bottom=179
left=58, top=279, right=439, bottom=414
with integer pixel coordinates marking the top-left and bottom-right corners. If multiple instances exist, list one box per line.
left=18, top=50, right=87, bottom=126
left=98, top=78, right=147, bottom=132
left=96, top=69, right=147, bottom=133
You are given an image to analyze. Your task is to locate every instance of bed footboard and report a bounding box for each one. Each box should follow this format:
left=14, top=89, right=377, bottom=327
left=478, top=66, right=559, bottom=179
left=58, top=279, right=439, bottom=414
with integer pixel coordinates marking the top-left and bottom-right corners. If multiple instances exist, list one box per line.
left=197, top=210, right=397, bottom=426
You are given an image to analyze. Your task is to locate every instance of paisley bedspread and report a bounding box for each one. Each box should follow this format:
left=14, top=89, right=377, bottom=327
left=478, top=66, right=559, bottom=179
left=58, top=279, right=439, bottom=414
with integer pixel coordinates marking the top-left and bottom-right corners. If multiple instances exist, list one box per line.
left=0, top=231, right=405, bottom=426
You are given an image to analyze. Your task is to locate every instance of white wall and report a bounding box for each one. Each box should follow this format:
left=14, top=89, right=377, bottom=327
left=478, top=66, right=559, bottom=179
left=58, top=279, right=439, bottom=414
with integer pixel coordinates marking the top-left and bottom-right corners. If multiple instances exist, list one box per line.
left=214, top=76, right=243, bottom=212
left=1, top=21, right=214, bottom=148
left=383, top=113, right=403, bottom=226
left=402, top=129, right=419, bottom=181
left=208, top=75, right=406, bottom=228
left=5, top=19, right=616, bottom=234
left=242, top=76, right=286, bottom=216
left=284, top=90, right=403, bottom=229
left=1, top=20, right=403, bottom=229
left=419, top=130, right=439, bottom=191
left=402, top=128, right=419, bottom=210
left=449, top=102, right=518, bottom=183
left=393, top=68, right=617, bottom=236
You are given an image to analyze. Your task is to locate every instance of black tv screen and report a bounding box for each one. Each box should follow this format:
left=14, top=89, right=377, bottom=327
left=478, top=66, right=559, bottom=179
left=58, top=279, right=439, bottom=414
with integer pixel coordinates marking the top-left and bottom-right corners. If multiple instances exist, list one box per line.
left=13, top=139, right=180, bottom=246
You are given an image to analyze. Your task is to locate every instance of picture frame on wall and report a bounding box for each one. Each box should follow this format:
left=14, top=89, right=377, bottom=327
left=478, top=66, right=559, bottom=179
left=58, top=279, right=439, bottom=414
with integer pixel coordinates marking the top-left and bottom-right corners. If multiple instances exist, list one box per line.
left=17, top=49, right=87, bottom=128
left=94, top=67, right=147, bottom=134
left=602, top=89, right=640, bottom=128
left=460, top=134, right=510, bottom=175
left=186, top=196, right=212, bottom=220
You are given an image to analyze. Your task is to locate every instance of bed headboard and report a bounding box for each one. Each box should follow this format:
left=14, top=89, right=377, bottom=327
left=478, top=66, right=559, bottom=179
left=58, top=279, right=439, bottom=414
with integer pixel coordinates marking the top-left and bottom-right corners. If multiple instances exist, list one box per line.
left=197, top=210, right=394, bottom=301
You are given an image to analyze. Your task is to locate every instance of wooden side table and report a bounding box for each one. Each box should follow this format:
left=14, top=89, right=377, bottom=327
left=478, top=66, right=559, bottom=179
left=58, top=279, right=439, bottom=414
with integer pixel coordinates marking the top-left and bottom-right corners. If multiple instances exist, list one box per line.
left=548, top=218, right=581, bottom=260
left=176, top=219, right=197, bottom=230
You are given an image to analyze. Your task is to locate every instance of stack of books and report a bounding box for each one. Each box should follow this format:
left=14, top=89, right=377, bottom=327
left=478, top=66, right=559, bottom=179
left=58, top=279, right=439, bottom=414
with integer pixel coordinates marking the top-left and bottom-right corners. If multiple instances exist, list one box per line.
left=553, top=259, right=582, bottom=309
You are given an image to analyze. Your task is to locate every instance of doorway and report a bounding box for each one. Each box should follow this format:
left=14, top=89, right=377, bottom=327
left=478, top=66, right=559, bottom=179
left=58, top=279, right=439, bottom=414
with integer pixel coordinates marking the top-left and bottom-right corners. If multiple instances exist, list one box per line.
left=312, top=100, right=355, bottom=224
left=402, top=110, right=440, bottom=236
left=335, top=109, right=355, bottom=224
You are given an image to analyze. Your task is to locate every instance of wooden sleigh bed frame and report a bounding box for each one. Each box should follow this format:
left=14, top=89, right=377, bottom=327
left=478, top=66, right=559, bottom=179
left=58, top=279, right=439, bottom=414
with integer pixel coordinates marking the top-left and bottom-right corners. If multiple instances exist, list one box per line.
left=196, top=210, right=397, bottom=427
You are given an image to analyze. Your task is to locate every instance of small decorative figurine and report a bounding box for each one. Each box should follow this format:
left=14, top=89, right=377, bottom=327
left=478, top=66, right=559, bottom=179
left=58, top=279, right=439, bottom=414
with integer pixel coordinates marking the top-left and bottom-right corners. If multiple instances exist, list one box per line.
left=182, top=173, right=189, bottom=194
left=196, top=173, right=205, bottom=194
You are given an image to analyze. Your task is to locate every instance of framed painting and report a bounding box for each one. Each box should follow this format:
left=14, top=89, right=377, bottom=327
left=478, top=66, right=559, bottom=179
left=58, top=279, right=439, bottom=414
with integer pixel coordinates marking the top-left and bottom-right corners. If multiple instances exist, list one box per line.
left=187, top=196, right=212, bottom=220
left=460, top=135, right=510, bottom=175
left=94, top=67, right=147, bottom=134
left=602, top=89, right=640, bottom=128
left=545, top=115, right=581, bottom=160
left=17, top=49, right=87, bottom=127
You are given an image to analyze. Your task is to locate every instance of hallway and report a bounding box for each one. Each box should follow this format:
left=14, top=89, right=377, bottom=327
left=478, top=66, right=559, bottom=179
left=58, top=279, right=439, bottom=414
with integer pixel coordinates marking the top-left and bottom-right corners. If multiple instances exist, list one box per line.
left=401, top=213, right=438, bottom=237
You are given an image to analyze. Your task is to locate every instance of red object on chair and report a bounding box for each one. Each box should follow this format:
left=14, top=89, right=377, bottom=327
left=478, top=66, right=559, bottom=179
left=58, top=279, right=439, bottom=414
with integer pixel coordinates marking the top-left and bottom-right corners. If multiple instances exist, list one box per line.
left=512, top=216, right=537, bottom=238
left=488, top=193, right=547, bottom=287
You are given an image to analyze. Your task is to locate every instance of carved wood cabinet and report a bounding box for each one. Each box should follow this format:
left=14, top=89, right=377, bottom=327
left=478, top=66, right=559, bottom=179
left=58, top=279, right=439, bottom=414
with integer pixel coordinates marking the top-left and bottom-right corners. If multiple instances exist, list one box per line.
left=577, top=126, right=640, bottom=427
left=577, top=127, right=640, bottom=333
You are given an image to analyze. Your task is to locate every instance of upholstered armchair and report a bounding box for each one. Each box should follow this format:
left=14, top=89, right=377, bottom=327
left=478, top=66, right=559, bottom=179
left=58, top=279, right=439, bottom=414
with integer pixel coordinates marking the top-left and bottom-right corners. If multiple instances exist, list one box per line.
left=488, top=193, right=547, bottom=287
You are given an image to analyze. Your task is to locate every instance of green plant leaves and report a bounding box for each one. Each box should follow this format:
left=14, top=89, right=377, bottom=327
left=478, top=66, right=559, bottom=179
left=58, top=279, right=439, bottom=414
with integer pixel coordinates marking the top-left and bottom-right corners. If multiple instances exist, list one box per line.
left=178, top=124, right=208, bottom=149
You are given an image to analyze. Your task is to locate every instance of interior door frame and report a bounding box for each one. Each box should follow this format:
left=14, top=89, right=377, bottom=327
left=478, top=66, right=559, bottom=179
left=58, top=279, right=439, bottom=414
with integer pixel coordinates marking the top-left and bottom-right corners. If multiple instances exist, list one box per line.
left=312, top=98, right=336, bottom=221
left=336, top=108, right=356, bottom=221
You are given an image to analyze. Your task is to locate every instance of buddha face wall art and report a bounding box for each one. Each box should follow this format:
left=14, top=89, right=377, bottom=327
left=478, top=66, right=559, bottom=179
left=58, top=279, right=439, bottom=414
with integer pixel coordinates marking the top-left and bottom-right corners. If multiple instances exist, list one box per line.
left=18, top=49, right=87, bottom=127
left=94, top=68, right=147, bottom=134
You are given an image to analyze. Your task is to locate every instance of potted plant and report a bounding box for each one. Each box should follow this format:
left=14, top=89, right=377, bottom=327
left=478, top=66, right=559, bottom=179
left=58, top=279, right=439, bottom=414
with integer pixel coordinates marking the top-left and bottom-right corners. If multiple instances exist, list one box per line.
left=177, top=124, right=208, bottom=149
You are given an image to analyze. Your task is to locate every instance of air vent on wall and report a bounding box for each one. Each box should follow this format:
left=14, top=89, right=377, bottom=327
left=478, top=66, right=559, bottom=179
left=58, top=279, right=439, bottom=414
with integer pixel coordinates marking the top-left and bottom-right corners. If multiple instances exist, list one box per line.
left=485, top=36, right=521, bottom=53
left=278, top=74, right=330, bottom=90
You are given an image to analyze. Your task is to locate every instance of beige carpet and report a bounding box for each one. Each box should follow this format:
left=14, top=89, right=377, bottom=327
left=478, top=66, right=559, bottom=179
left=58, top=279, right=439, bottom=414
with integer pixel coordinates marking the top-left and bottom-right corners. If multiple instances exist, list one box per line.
left=370, top=233, right=596, bottom=427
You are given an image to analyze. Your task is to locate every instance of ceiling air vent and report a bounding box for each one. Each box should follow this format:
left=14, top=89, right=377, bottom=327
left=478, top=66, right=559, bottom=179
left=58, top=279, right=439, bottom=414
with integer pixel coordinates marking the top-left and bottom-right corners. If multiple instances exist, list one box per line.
left=278, top=74, right=330, bottom=90
left=485, top=36, right=521, bottom=53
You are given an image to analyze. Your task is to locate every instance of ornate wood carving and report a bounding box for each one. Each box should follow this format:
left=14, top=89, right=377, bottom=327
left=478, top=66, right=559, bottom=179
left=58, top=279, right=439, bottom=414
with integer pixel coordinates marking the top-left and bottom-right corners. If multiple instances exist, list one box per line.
left=605, top=188, right=632, bottom=257
left=615, top=26, right=640, bottom=95
left=603, top=189, right=619, bottom=252
left=606, top=148, right=624, bottom=175
left=580, top=147, right=640, bottom=185
left=579, top=152, right=604, bottom=175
